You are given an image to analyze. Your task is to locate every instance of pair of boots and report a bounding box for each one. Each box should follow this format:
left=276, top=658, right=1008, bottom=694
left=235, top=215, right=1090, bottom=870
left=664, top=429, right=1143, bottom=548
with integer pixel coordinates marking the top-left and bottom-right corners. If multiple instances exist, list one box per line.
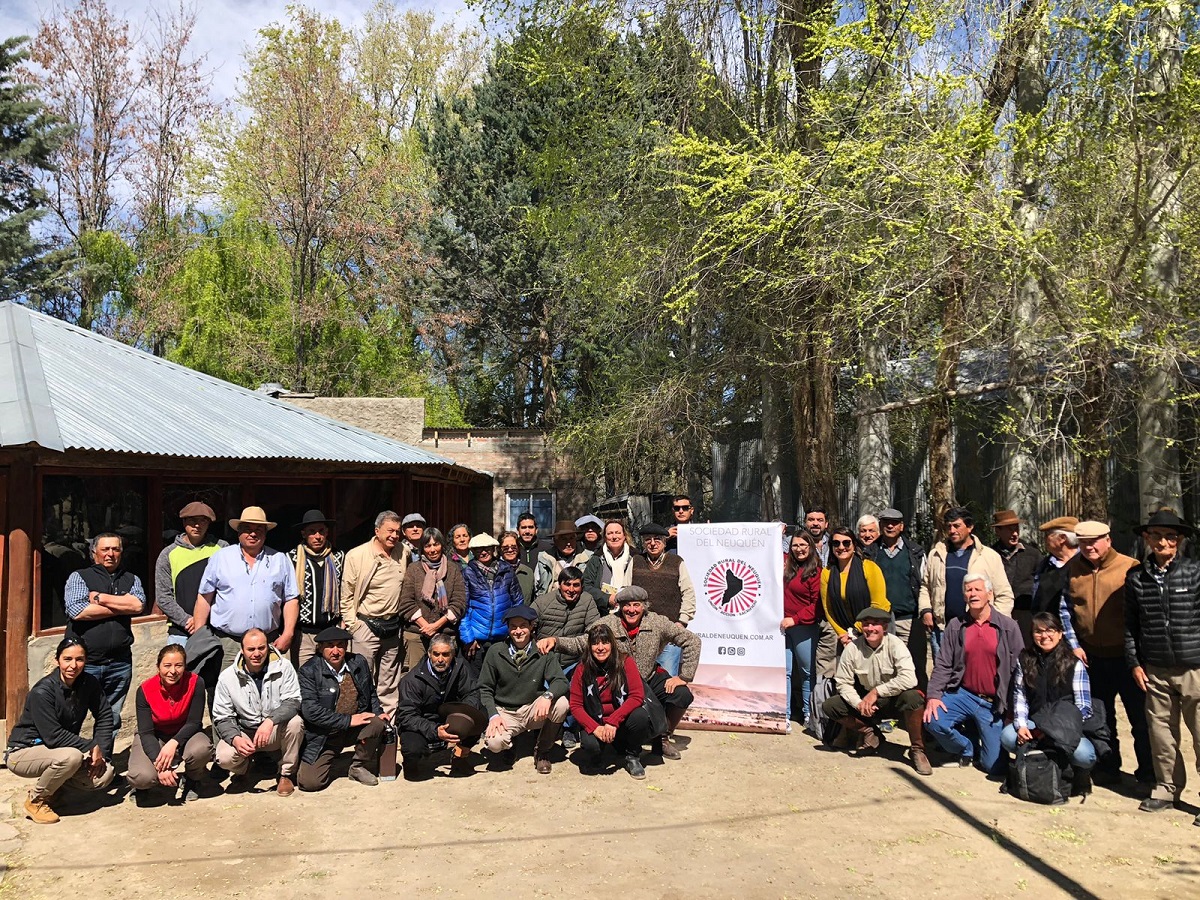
left=835, top=710, right=932, bottom=775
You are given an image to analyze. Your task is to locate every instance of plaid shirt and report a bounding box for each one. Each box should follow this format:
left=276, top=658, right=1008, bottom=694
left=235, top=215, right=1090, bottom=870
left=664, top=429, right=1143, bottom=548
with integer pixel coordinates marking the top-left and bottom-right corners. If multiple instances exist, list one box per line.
left=1011, top=658, right=1092, bottom=730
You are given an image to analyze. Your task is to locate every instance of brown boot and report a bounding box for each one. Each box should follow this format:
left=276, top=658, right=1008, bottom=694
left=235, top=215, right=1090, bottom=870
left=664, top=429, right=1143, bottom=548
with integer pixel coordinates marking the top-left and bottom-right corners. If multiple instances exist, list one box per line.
left=835, top=717, right=868, bottom=751
left=904, top=709, right=933, bottom=776
left=24, top=793, right=60, bottom=825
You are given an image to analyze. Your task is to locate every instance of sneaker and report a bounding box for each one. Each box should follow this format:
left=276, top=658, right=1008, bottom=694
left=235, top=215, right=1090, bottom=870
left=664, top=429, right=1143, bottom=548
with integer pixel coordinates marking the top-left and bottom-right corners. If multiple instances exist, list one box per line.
left=624, top=754, right=646, bottom=780
left=879, top=719, right=895, bottom=734
left=348, top=766, right=378, bottom=787
left=958, top=755, right=974, bottom=768
left=277, top=775, right=296, bottom=797
left=24, top=794, right=60, bottom=825
left=562, top=730, right=579, bottom=750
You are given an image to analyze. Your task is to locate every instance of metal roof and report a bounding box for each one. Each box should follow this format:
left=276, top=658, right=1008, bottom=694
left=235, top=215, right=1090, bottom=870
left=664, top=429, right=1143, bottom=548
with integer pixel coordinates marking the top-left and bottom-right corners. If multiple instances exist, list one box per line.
left=0, top=301, right=464, bottom=468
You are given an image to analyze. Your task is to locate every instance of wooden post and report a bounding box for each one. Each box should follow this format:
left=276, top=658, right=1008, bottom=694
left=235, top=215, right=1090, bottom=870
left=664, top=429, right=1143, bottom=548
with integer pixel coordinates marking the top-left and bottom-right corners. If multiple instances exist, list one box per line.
left=5, top=454, right=35, bottom=723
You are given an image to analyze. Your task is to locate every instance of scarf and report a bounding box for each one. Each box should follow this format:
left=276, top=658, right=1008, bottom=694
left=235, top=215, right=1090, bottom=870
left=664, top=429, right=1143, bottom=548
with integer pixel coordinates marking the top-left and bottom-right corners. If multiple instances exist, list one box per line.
left=421, top=555, right=449, bottom=612
left=141, top=671, right=198, bottom=736
left=295, top=544, right=339, bottom=617
left=602, top=545, right=633, bottom=589
left=826, top=556, right=872, bottom=632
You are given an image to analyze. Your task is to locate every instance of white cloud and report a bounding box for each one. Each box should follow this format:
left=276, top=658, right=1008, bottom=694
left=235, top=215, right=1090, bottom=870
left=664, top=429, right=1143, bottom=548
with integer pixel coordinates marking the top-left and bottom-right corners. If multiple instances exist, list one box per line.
left=2, top=0, right=472, bottom=105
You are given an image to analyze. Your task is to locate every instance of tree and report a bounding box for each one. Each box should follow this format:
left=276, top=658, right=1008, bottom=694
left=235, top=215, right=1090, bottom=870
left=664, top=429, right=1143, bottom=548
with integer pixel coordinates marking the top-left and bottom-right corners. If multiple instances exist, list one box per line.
left=0, top=36, right=67, bottom=299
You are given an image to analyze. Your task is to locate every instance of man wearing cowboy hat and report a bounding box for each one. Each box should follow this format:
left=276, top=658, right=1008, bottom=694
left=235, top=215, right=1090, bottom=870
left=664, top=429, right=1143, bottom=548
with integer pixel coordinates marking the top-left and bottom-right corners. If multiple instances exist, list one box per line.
left=1058, top=520, right=1151, bottom=783
left=1031, top=516, right=1079, bottom=615
left=297, top=625, right=388, bottom=791
left=534, top=519, right=594, bottom=597
left=1126, top=510, right=1200, bottom=820
left=287, top=510, right=346, bottom=670
left=195, top=506, right=299, bottom=672
left=395, top=633, right=486, bottom=779
left=990, top=509, right=1041, bottom=647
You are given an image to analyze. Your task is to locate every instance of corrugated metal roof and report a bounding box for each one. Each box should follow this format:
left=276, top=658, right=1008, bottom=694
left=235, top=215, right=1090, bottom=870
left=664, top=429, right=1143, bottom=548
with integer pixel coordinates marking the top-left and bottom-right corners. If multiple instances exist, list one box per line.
left=0, top=301, right=464, bottom=468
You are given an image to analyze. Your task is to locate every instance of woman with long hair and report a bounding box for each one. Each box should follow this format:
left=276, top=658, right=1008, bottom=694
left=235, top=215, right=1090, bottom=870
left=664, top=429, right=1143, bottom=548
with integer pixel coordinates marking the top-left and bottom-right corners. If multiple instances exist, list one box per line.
left=1001, top=612, right=1096, bottom=781
left=569, top=623, right=652, bottom=779
left=399, top=527, right=467, bottom=671
left=128, top=644, right=214, bottom=803
left=821, top=526, right=890, bottom=645
left=782, top=530, right=822, bottom=729
left=498, top=530, right=536, bottom=602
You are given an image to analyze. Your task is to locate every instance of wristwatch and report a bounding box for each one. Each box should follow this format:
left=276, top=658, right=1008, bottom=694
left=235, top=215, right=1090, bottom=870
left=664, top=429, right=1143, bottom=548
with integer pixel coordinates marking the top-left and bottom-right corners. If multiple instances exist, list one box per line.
left=541, top=691, right=553, bottom=701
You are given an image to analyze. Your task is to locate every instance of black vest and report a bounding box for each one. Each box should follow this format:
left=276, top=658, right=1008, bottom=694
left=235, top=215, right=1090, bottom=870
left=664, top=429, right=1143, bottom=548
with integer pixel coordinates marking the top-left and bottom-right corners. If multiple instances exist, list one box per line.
left=65, top=565, right=139, bottom=663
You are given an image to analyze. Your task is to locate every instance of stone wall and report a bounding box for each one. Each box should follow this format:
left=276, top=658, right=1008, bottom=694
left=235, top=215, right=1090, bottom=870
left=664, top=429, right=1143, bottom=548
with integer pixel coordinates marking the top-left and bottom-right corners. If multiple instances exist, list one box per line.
left=281, top=397, right=426, bottom=446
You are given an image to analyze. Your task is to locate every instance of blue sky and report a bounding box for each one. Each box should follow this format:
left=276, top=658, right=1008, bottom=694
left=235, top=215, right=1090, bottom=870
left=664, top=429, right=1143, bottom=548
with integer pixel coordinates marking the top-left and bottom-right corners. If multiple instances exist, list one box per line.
left=2, top=0, right=471, bottom=104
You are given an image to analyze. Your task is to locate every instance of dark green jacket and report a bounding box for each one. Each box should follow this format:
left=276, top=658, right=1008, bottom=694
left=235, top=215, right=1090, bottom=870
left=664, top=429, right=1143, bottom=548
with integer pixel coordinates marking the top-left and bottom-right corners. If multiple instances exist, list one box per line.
left=477, top=642, right=568, bottom=718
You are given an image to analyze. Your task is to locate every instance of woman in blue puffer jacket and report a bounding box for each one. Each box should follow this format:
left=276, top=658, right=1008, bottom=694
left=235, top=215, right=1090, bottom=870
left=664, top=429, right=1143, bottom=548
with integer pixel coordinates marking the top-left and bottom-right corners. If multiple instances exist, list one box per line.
left=459, top=533, right=522, bottom=677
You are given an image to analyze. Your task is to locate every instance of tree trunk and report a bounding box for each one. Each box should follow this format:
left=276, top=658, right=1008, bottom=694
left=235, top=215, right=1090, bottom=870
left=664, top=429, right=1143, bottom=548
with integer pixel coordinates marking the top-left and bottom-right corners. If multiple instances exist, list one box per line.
left=1003, top=12, right=1049, bottom=539
left=791, top=328, right=838, bottom=518
left=855, top=333, right=892, bottom=516
left=1136, top=0, right=1184, bottom=518
left=761, top=371, right=787, bottom=521
left=1078, top=354, right=1110, bottom=521
left=928, top=261, right=966, bottom=529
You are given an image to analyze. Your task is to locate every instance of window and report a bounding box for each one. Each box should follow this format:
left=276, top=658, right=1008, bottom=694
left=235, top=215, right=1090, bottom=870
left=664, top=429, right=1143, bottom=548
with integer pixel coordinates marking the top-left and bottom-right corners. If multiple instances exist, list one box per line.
left=163, top=483, right=243, bottom=547
left=507, top=490, right=554, bottom=534
left=41, top=474, right=149, bottom=630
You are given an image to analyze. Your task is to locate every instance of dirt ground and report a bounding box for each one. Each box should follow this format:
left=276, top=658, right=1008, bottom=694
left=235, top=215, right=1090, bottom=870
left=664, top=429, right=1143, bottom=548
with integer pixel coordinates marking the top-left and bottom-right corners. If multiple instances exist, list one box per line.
left=1, top=717, right=1198, bottom=900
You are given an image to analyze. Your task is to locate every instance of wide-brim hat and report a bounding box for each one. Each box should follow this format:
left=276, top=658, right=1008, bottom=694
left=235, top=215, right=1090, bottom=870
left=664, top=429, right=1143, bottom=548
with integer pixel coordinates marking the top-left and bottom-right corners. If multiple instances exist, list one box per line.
left=298, top=509, right=335, bottom=528
left=468, top=533, right=498, bottom=549
left=1136, top=509, right=1194, bottom=537
left=229, top=506, right=276, bottom=531
left=179, top=501, right=216, bottom=522
left=991, top=509, right=1021, bottom=527
left=438, top=702, right=488, bottom=737
left=314, top=626, right=353, bottom=643
left=551, top=519, right=578, bottom=538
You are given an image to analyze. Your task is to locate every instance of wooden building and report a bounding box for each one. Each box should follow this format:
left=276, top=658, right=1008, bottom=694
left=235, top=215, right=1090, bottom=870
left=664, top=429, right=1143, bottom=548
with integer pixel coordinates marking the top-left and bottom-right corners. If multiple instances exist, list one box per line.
left=0, top=302, right=485, bottom=728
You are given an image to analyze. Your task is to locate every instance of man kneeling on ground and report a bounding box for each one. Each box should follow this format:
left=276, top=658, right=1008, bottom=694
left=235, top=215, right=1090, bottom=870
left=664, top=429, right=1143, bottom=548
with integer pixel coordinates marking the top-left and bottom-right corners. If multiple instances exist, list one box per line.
left=396, top=633, right=487, bottom=779
left=543, top=585, right=699, bottom=760
left=479, top=605, right=570, bottom=774
left=297, top=626, right=388, bottom=790
left=821, top=607, right=931, bottom=775
left=212, top=628, right=305, bottom=796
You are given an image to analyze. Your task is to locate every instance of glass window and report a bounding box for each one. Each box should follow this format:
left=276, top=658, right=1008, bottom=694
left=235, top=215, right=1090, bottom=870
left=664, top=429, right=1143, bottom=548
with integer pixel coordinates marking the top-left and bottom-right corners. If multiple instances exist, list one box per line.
left=41, top=474, right=149, bottom=630
left=162, top=483, right=243, bottom=548
left=507, top=490, right=554, bottom=533
left=336, top=479, right=397, bottom=550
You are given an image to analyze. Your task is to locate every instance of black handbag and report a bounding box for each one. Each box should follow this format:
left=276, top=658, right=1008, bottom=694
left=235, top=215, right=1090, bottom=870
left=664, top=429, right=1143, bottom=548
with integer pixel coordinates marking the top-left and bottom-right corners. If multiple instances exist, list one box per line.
left=641, top=677, right=669, bottom=738
left=360, top=615, right=401, bottom=639
left=1006, top=743, right=1070, bottom=805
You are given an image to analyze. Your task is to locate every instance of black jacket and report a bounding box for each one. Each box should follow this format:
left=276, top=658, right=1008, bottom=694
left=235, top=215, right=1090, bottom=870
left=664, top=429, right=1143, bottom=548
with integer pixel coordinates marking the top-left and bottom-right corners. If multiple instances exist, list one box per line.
left=7, top=670, right=114, bottom=756
left=1032, top=554, right=1075, bottom=615
left=298, top=653, right=382, bottom=764
left=1125, top=556, right=1200, bottom=669
left=994, top=544, right=1040, bottom=612
left=395, top=656, right=481, bottom=742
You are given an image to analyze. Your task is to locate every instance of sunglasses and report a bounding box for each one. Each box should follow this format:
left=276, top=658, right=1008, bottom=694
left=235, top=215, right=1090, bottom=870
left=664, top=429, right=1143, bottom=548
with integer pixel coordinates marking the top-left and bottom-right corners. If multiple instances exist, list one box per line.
left=832, top=539, right=855, bottom=549
left=673, top=505, right=691, bottom=511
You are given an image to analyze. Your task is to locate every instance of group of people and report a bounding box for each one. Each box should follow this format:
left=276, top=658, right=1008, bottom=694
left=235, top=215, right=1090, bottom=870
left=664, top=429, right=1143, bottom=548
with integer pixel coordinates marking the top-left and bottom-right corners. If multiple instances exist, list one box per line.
left=7, top=498, right=704, bottom=823
left=786, top=503, right=1200, bottom=822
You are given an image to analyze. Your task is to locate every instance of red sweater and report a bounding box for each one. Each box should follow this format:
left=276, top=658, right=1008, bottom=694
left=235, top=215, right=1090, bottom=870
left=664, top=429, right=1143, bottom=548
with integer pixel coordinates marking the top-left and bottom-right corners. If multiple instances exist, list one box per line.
left=784, top=566, right=822, bottom=625
left=570, top=655, right=644, bottom=733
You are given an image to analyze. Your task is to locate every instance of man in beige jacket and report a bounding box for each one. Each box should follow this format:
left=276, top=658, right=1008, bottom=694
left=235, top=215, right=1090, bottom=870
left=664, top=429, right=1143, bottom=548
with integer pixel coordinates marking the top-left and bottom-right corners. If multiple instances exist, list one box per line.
left=919, top=507, right=1014, bottom=637
left=341, top=511, right=408, bottom=716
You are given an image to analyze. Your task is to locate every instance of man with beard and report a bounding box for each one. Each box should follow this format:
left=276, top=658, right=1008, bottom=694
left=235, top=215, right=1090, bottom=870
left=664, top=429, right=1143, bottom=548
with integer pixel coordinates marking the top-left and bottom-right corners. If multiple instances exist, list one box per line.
left=395, top=634, right=486, bottom=779
left=806, top=507, right=831, bottom=567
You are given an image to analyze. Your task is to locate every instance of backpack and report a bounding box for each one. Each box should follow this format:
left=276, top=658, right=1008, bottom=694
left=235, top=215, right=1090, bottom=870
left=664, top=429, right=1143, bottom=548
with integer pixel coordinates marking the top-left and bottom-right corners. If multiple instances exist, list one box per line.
left=805, top=675, right=842, bottom=744
left=1005, top=743, right=1070, bottom=805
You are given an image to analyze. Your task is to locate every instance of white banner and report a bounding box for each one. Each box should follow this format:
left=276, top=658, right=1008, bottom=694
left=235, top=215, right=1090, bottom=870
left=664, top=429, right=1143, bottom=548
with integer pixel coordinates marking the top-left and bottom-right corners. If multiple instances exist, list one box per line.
left=676, top=522, right=786, bottom=733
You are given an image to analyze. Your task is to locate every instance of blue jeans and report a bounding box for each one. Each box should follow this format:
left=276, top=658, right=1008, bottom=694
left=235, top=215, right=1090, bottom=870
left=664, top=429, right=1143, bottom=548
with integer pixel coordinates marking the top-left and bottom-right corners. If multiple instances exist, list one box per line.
left=1001, top=721, right=1096, bottom=770
left=656, top=642, right=682, bottom=678
left=166, top=634, right=189, bottom=648
left=85, top=657, right=133, bottom=757
left=925, top=688, right=1006, bottom=775
left=785, top=623, right=820, bottom=722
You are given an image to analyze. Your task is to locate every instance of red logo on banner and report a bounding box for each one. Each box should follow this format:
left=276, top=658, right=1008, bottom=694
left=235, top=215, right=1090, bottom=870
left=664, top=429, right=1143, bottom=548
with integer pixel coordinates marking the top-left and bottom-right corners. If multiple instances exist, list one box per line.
left=704, top=559, right=760, bottom=617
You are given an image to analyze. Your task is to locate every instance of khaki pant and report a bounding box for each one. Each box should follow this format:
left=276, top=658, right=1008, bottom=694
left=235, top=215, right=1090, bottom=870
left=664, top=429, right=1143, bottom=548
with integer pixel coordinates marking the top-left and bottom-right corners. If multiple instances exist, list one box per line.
left=484, top=697, right=570, bottom=754
left=402, top=630, right=426, bottom=673
left=352, top=621, right=402, bottom=716
left=816, top=621, right=839, bottom=679
left=289, top=631, right=321, bottom=672
left=1145, top=664, right=1200, bottom=800
left=215, top=716, right=305, bottom=778
left=127, top=732, right=213, bottom=790
left=7, top=746, right=115, bottom=801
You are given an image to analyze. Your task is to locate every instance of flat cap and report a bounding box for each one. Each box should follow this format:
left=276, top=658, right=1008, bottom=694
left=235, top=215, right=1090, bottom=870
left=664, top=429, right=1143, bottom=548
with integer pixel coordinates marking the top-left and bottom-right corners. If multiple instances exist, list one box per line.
left=877, top=507, right=904, bottom=521
left=314, top=626, right=353, bottom=643
left=179, top=501, right=216, bottom=521
left=1074, top=520, right=1110, bottom=539
left=402, top=513, right=427, bottom=527
left=856, top=607, right=893, bottom=624
left=640, top=523, right=670, bottom=538
left=614, top=585, right=650, bottom=606
left=1039, top=516, right=1079, bottom=533
left=502, top=604, right=538, bottom=623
